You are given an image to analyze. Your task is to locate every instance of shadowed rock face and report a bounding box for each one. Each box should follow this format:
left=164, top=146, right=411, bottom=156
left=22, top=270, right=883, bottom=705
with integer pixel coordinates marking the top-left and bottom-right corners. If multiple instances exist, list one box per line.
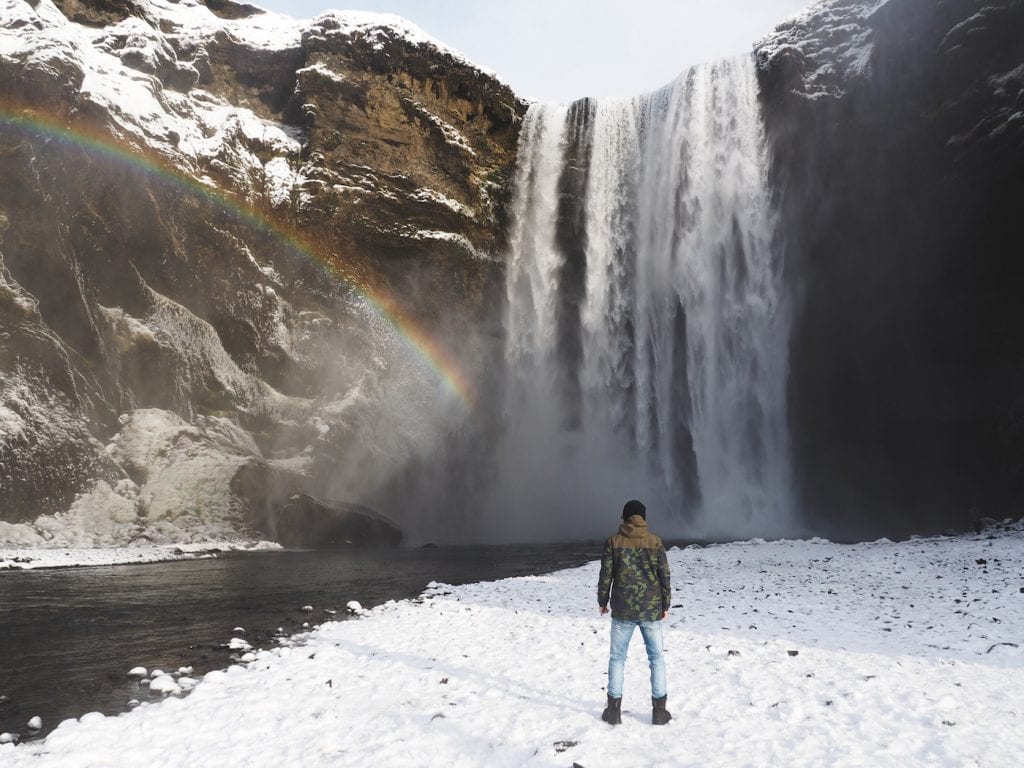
left=757, top=0, right=1024, bottom=538
left=49, top=0, right=143, bottom=27
left=272, top=493, right=403, bottom=548
left=0, top=0, right=525, bottom=545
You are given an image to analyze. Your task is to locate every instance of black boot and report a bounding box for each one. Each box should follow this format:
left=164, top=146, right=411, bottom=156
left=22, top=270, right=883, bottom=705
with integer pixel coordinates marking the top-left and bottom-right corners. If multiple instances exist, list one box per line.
left=601, top=694, right=622, bottom=725
left=652, top=695, right=672, bottom=725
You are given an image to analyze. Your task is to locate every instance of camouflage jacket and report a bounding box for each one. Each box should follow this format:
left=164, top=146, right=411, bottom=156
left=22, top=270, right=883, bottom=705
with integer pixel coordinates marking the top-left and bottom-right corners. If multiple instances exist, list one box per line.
left=597, top=515, right=671, bottom=622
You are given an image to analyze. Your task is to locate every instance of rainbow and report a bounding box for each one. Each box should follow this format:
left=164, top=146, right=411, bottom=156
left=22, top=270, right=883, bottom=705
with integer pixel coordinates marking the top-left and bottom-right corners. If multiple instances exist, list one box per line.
left=0, top=108, right=476, bottom=407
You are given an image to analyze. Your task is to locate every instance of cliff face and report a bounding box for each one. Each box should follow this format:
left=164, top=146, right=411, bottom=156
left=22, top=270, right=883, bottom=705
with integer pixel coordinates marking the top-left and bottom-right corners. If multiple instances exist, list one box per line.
left=757, top=0, right=1024, bottom=536
left=0, top=0, right=525, bottom=546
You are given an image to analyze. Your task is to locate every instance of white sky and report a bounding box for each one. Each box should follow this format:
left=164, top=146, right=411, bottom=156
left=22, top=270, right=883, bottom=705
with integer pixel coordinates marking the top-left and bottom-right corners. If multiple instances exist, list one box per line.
left=256, top=0, right=811, bottom=103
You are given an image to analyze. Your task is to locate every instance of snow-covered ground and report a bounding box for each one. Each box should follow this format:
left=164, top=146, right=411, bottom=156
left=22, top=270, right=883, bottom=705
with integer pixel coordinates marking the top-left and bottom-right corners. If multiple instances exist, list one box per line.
left=2, top=525, right=1023, bottom=766
left=0, top=540, right=279, bottom=570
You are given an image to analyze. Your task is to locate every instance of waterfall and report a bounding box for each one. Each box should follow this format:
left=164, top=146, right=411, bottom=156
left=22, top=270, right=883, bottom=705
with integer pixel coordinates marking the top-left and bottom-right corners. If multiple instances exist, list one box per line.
left=494, top=56, right=792, bottom=541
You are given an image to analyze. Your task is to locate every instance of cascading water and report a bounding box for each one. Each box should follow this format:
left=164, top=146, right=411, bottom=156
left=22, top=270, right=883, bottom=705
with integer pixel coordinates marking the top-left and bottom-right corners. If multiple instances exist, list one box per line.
left=493, top=56, right=794, bottom=540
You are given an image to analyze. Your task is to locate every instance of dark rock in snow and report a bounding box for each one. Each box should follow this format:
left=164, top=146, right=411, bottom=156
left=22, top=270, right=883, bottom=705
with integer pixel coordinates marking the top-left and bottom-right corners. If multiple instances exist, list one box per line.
left=50, top=0, right=146, bottom=28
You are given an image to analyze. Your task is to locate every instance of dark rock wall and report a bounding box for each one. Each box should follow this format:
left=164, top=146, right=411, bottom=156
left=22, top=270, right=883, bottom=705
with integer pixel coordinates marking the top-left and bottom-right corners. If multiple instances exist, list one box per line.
left=759, top=0, right=1024, bottom=537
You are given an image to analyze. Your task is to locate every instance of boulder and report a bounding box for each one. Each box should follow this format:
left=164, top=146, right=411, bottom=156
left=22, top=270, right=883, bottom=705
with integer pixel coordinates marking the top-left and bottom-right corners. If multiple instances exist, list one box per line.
left=272, top=493, right=403, bottom=548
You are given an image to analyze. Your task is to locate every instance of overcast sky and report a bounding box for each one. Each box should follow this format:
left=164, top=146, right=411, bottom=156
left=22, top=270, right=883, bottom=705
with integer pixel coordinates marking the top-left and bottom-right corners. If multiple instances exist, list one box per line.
left=257, top=0, right=811, bottom=102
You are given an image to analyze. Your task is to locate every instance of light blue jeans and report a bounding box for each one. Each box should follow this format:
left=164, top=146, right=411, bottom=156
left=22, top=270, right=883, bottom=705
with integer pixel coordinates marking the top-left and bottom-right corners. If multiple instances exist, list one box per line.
left=607, top=617, right=667, bottom=699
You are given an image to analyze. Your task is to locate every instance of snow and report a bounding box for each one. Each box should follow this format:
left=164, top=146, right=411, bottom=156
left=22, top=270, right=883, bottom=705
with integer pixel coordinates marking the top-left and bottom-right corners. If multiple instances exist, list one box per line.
left=0, top=406, right=276, bottom=550
left=25, top=717, right=41, bottom=731
left=3, top=527, right=1023, bottom=766
left=262, top=156, right=297, bottom=208
left=405, top=101, right=478, bottom=156
left=409, top=187, right=475, bottom=218
left=0, top=0, right=306, bottom=201
left=148, top=675, right=181, bottom=696
left=0, top=0, right=505, bottom=197
left=295, top=61, right=346, bottom=84
left=127, top=667, right=148, bottom=678
left=412, top=229, right=480, bottom=258
left=304, top=10, right=502, bottom=83
left=756, top=0, right=893, bottom=99
left=0, top=540, right=279, bottom=570
left=0, top=402, right=27, bottom=441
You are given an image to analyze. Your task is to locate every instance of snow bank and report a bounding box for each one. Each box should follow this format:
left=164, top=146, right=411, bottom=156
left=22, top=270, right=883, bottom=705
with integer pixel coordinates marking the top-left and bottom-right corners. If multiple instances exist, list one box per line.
left=0, top=540, right=279, bottom=570
left=3, top=528, right=1023, bottom=765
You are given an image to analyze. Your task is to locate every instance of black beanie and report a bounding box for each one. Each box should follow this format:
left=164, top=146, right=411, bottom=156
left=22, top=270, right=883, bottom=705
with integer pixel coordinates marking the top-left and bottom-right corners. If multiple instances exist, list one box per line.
left=622, top=499, right=646, bottom=520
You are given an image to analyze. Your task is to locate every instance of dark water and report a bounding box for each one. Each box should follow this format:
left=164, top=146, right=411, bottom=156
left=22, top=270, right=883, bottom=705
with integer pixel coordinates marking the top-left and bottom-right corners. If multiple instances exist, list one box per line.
left=0, top=545, right=597, bottom=741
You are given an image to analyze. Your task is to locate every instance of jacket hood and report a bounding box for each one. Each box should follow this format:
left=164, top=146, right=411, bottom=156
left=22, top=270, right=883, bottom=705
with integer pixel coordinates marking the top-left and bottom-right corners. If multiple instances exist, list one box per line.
left=618, top=514, right=649, bottom=538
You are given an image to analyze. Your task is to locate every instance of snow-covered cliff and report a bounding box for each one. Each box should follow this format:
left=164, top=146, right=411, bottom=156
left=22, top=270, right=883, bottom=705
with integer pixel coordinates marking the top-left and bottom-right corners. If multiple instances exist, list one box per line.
left=0, top=0, right=524, bottom=548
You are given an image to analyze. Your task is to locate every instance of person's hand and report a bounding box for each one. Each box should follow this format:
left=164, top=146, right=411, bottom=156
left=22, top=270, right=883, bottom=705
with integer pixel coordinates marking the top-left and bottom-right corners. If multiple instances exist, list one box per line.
left=599, top=605, right=608, bottom=615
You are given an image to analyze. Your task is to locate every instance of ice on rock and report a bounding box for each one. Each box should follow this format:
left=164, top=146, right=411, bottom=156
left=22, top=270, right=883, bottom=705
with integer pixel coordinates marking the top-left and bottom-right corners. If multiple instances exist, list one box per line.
left=177, top=666, right=193, bottom=676
left=149, top=675, right=181, bottom=695
left=26, top=716, right=41, bottom=730
left=346, top=600, right=363, bottom=615
left=0, top=733, right=16, bottom=744
left=232, top=627, right=246, bottom=635
left=178, top=677, right=199, bottom=690
left=202, top=670, right=226, bottom=685
left=300, top=605, right=313, bottom=613
left=127, top=699, right=141, bottom=709
left=150, top=669, right=165, bottom=679
left=228, top=637, right=252, bottom=651
left=128, top=666, right=147, bottom=678
left=239, top=653, right=256, bottom=663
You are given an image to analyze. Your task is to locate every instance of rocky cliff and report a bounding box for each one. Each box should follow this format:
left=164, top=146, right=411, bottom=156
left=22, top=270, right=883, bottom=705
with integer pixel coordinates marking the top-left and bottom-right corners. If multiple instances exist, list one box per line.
left=0, top=0, right=525, bottom=547
left=757, top=0, right=1024, bottom=536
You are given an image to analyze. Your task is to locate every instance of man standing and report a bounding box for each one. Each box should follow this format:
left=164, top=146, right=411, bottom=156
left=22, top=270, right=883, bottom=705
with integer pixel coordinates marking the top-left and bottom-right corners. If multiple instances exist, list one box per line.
left=597, top=499, right=672, bottom=726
